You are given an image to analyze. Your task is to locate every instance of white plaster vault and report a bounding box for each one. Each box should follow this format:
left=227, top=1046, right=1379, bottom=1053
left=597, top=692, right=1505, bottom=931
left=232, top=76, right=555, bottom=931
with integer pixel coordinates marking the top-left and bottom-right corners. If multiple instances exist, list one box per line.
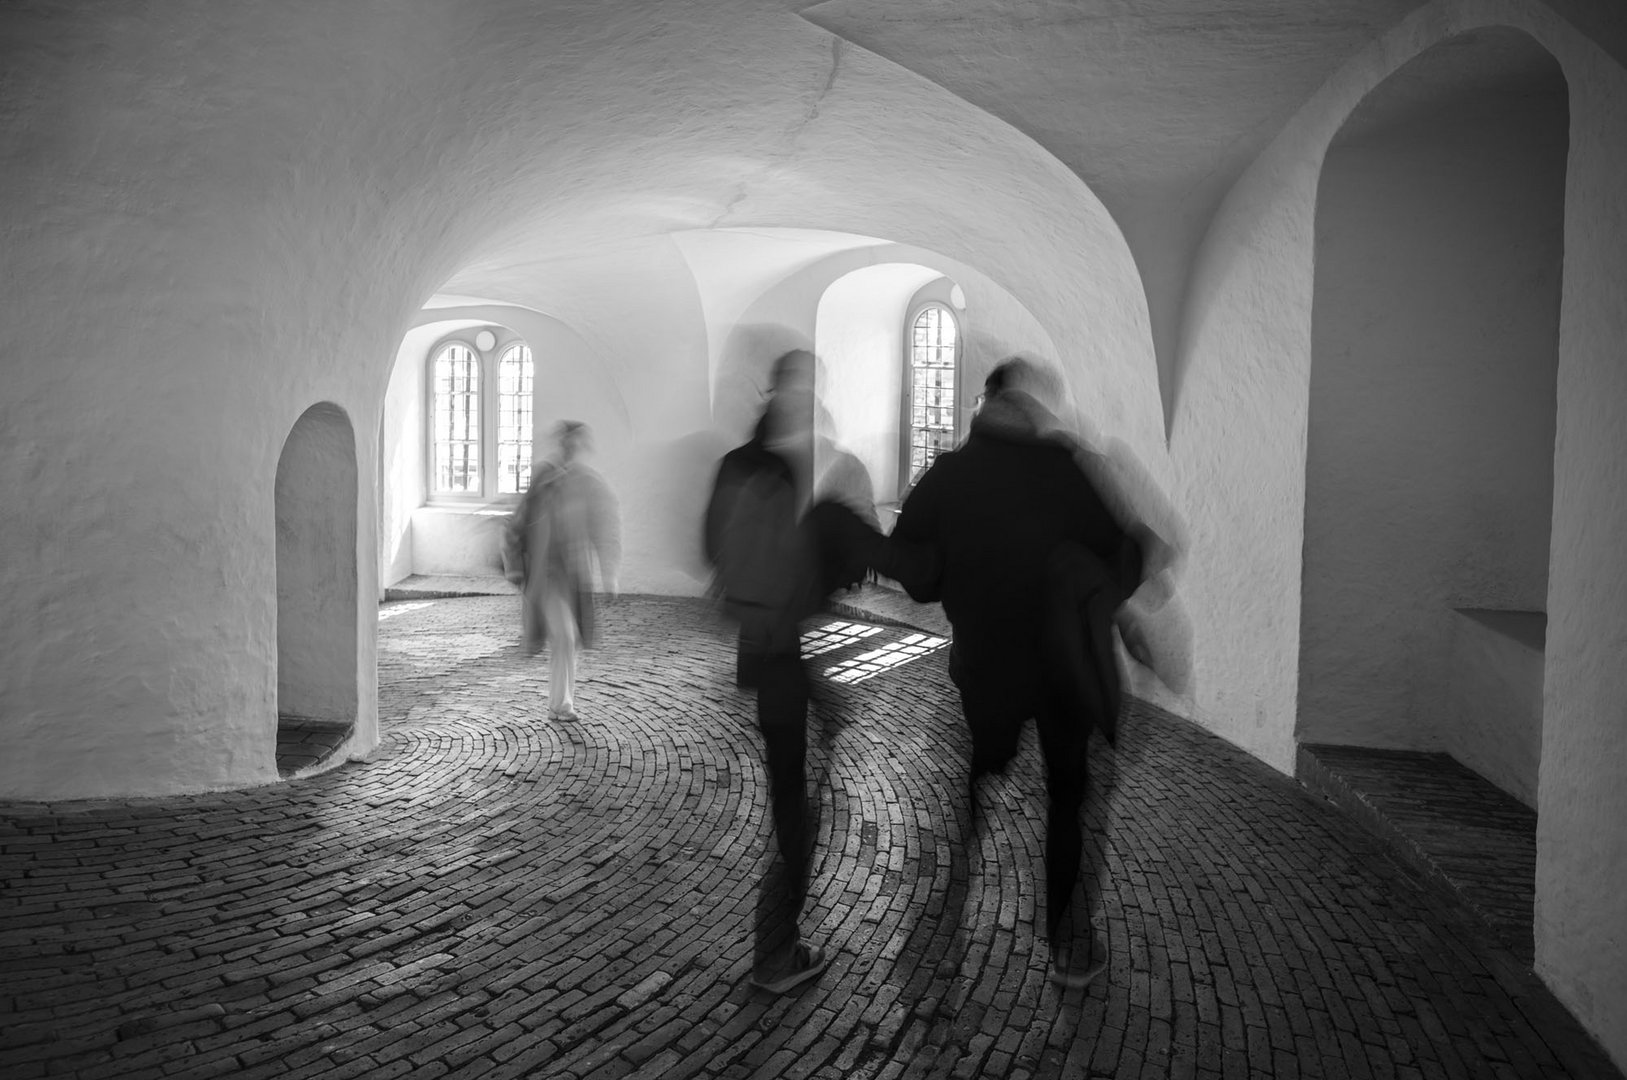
left=1, top=0, right=1623, bottom=1064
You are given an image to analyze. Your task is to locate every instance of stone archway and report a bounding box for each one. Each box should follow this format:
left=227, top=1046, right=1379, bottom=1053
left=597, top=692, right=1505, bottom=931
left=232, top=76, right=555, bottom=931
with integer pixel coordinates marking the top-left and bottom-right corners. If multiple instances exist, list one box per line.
left=275, top=402, right=359, bottom=777
left=1297, top=25, right=1567, bottom=802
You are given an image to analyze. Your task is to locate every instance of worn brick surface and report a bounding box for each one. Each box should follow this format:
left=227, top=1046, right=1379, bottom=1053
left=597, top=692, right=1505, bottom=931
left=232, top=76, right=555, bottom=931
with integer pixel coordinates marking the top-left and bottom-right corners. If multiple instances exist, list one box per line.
left=0, top=594, right=1620, bottom=1079
left=1296, top=744, right=1538, bottom=967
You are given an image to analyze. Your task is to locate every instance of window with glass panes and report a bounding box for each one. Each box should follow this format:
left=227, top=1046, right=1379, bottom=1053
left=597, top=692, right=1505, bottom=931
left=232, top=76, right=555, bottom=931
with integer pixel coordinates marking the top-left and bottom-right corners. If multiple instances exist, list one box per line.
left=907, top=304, right=958, bottom=486
left=432, top=343, right=481, bottom=493
left=497, top=343, right=534, bottom=494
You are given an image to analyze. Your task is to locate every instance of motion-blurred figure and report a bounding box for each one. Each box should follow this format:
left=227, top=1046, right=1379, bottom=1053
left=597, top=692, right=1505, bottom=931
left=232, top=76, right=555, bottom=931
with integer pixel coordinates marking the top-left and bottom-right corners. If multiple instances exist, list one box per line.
left=1046, top=378, right=1194, bottom=702
left=813, top=403, right=880, bottom=532
left=505, top=420, right=621, bottom=721
left=881, top=356, right=1147, bottom=988
left=703, top=349, right=875, bottom=994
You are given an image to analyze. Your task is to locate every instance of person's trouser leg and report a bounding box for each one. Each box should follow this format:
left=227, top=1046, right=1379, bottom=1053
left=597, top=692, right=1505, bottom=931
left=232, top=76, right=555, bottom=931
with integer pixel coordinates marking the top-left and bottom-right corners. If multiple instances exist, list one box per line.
left=521, top=579, right=547, bottom=655
left=543, top=590, right=578, bottom=715
left=757, top=651, right=810, bottom=884
left=1035, top=689, right=1091, bottom=942
left=737, top=630, right=765, bottom=690
left=753, top=649, right=810, bottom=976
left=949, top=644, right=1024, bottom=780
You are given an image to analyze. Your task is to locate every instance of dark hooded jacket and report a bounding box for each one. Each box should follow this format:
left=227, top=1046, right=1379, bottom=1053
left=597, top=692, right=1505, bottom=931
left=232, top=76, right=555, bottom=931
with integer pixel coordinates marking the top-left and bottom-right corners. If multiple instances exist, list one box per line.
left=705, top=418, right=884, bottom=655
left=886, top=391, right=1139, bottom=694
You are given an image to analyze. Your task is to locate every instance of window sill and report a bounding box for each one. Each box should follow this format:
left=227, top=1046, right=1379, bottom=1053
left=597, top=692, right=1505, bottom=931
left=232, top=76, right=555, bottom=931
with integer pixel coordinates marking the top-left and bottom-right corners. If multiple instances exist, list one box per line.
left=420, top=502, right=516, bottom=516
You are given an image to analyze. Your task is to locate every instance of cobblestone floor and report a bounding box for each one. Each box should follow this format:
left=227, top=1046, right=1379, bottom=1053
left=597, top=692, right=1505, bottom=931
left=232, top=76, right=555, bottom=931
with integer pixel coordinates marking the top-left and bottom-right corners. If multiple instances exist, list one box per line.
left=1, top=595, right=1620, bottom=1080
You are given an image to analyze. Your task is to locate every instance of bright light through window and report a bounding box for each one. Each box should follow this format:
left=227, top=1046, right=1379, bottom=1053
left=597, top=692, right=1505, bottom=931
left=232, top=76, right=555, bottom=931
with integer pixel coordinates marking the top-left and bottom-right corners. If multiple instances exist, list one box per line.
left=433, top=344, right=480, bottom=493
left=909, top=305, right=957, bottom=485
left=497, top=343, right=534, bottom=494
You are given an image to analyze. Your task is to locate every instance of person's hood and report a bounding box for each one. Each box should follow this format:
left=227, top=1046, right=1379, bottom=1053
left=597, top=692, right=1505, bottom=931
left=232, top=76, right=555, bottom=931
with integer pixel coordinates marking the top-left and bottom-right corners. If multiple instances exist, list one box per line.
left=970, top=390, right=1078, bottom=452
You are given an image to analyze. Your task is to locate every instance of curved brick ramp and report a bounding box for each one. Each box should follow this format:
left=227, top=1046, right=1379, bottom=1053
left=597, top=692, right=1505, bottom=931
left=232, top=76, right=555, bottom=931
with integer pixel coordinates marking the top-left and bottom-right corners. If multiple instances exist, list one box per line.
left=0, top=595, right=1618, bottom=1080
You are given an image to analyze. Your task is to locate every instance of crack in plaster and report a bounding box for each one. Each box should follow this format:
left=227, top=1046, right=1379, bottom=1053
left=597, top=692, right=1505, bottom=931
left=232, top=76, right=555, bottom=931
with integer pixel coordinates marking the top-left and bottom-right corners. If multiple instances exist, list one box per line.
left=804, top=35, right=844, bottom=127
left=709, top=37, right=843, bottom=230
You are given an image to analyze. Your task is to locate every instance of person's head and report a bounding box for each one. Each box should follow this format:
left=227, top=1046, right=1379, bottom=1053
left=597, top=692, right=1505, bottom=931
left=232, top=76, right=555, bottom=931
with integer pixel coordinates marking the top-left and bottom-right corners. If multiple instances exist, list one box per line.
left=555, top=420, right=590, bottom=462
left=763, top=349, right=816, bottom=445
left=982, top=355, right=1063, bottom=410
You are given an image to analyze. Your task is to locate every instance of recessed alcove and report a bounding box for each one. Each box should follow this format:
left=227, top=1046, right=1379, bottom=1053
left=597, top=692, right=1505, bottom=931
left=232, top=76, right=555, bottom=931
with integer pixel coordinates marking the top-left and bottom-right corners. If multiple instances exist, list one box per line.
left=275, top=402, right=359, bottom=777
left=1297, top=28, right=1567, bottom=764
left=1295, top=28, right=1567, bottom=967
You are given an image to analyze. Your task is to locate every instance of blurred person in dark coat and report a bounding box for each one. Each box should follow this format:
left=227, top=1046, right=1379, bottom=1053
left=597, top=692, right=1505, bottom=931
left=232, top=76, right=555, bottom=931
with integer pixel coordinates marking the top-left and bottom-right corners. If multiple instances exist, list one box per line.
left=703, top=349, right=878, bottom=994
left=883, top=356, right=1142, bottom=987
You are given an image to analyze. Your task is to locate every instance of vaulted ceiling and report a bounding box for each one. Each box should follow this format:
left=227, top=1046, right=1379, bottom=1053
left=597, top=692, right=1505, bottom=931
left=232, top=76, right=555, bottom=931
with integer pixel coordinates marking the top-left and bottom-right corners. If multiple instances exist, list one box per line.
left=795, top=0, right=1599, bottom=422
left=422, top=0, right=1606, bottom=430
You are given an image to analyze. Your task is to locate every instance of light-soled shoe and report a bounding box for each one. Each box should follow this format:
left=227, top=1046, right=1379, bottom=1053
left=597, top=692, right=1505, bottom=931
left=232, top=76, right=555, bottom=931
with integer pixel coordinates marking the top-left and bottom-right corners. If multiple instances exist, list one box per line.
left=749, top=942, right=827, bottom=994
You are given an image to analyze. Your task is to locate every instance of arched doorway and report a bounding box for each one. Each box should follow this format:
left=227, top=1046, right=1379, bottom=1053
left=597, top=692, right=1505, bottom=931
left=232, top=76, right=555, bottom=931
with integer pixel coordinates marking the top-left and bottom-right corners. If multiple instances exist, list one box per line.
left=1297, top=29, right=1568, bottom=801
left=1296, top=26, right=1568, bottom=961
left=275, top=402, right=359, bottom=777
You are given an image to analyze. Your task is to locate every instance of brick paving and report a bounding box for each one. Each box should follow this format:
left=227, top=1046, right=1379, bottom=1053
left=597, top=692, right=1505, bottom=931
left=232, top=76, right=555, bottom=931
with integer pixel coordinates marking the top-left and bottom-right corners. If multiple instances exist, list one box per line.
left=1296, top=745, right=1539, bottom=969
left=1, top=594, right=1621, bottom=1080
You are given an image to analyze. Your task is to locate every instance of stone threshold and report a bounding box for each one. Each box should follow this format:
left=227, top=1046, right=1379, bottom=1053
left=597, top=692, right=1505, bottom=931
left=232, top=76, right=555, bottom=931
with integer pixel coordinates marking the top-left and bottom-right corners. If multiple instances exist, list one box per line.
left=384, top=573, right=515, bottom=600
left=275, top=717, right=354, bottom=779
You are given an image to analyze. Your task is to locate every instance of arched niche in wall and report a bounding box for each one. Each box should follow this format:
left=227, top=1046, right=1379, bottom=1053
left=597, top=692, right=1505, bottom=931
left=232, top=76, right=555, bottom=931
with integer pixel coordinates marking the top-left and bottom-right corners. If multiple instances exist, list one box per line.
left=1296, top=27, right=1568, bottom=808
left=379, top=316, right=523, bottom=593
left=275, top=401, right=359, bottom=778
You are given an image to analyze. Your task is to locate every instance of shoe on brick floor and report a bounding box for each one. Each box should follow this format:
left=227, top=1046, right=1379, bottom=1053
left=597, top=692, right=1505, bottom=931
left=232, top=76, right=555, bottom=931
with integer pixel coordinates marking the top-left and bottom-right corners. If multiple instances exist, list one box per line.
left=548, top=707, right=579, bottom=721
left=1049, top=935, right=1108, bottom=990
left=749, top=942, right=827, bottom=994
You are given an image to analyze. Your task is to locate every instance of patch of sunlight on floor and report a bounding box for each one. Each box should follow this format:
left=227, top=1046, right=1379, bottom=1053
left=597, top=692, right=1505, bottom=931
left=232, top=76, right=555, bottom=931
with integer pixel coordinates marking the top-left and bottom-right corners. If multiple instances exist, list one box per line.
left=800, top=620, right=886, bottom=657
left=822, top=631, right=949, bottom=684
left=379, top=601, right=434, bottom=621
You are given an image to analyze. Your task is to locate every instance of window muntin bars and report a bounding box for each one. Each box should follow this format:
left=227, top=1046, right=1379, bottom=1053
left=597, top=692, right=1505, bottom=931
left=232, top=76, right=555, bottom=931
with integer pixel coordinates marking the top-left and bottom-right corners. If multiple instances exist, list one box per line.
left=908, top=304, right=958, bottom=486
left=497, top=343, right=534, bottom=495
left=432, top=343, right=480, bottom=493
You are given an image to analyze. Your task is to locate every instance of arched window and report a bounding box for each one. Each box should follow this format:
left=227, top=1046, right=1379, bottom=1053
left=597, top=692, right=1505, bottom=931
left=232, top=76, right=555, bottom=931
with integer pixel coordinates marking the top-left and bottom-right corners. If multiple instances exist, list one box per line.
left=432, top=343, right=481, bottom=494
left=906, top=303, right=959, bottom=486
left=429, top=332, right=535, bottom=500
left=497, top=343, right=534, bottom=494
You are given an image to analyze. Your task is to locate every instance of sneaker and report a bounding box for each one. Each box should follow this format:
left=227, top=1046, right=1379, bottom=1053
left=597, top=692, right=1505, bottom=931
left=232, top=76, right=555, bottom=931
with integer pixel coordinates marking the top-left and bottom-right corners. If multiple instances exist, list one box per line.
left=749, top=942, right=828, bottom=994
left=1049, top=936, right=1108, bottom=989
left=548, top=707, right=579, bottom=721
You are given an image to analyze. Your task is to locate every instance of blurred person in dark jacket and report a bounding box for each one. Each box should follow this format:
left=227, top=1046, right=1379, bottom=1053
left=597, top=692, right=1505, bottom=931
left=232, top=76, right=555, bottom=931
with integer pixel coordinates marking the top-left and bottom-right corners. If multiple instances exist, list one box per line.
left=703, top=349, right=879, bottom=994
left=883, top=356, right=1142, bottom=987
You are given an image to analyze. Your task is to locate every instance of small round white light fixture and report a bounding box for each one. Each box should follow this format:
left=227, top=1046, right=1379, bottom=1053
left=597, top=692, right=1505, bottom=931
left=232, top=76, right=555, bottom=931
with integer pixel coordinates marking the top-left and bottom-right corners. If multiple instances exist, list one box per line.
left=474, top=329, right=497, bottom=352
left=949, top=284, right=967, bottom=310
